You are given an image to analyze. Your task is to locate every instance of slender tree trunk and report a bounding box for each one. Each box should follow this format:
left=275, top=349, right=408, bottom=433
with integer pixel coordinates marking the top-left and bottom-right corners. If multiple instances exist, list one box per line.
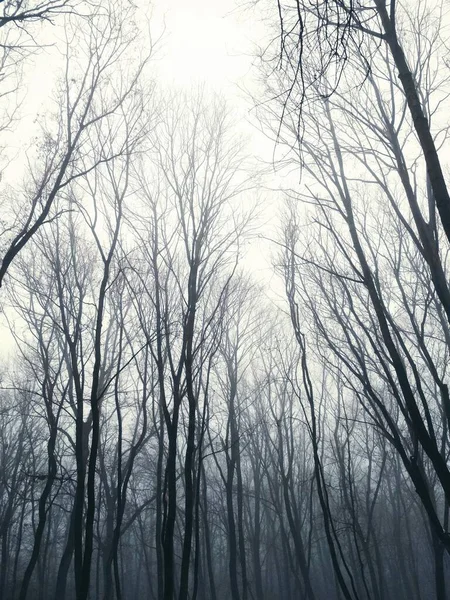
left=163, top=415, right=179, bottom=600
left=178, top=389, right=196, bottom=600
left=54, top=508, right=76, bottom=600
left=156, top=405, right=165, bottom=600
left=432, top=529, right=446, bottom=600
left=19, top=433, right=57, bottom=600
left=251, top=458, right=264, bottom=600
left=201, top=466, right=217, bottom=600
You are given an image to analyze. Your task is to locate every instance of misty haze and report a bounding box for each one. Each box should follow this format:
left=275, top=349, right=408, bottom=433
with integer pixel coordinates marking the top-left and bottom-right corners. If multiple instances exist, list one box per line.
left=0, top=1, right=449, bottom=599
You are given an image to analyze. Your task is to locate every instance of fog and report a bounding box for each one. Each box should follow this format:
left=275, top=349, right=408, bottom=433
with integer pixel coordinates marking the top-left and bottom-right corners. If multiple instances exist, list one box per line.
left=0, top=1, right=449, bottom=599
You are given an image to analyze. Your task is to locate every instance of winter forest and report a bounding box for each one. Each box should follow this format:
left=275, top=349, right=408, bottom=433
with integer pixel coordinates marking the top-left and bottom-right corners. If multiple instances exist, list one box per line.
left=0, top=1, right=449, bottom=599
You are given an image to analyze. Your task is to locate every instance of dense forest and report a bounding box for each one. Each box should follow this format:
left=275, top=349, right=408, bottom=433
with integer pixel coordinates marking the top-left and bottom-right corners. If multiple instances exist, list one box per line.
left=0, top=1, right=449, bottom=599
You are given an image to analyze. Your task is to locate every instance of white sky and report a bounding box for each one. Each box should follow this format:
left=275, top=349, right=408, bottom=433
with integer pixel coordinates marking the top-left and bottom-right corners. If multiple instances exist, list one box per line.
left=152, top=0, right=255, bottom=91
left=14, top=1, right=262, bottom=148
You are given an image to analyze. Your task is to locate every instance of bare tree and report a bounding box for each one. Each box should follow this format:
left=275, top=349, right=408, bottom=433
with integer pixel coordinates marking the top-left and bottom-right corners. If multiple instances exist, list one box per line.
left=126, top=91, right=253, bottom=600
left=0, top=0, right=152, bottom=291
left=263, top=0, right=450, bottom=245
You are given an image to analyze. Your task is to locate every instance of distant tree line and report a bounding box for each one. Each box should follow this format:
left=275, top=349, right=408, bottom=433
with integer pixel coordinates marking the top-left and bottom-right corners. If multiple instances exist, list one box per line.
left=0, top=1, right=449, bottom=599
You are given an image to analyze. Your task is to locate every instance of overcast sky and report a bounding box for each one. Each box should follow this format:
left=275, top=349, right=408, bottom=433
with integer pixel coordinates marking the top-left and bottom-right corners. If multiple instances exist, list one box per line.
left=153, top=0, right=254, bottom=90
left=15, top=1, right=259, bottom=145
